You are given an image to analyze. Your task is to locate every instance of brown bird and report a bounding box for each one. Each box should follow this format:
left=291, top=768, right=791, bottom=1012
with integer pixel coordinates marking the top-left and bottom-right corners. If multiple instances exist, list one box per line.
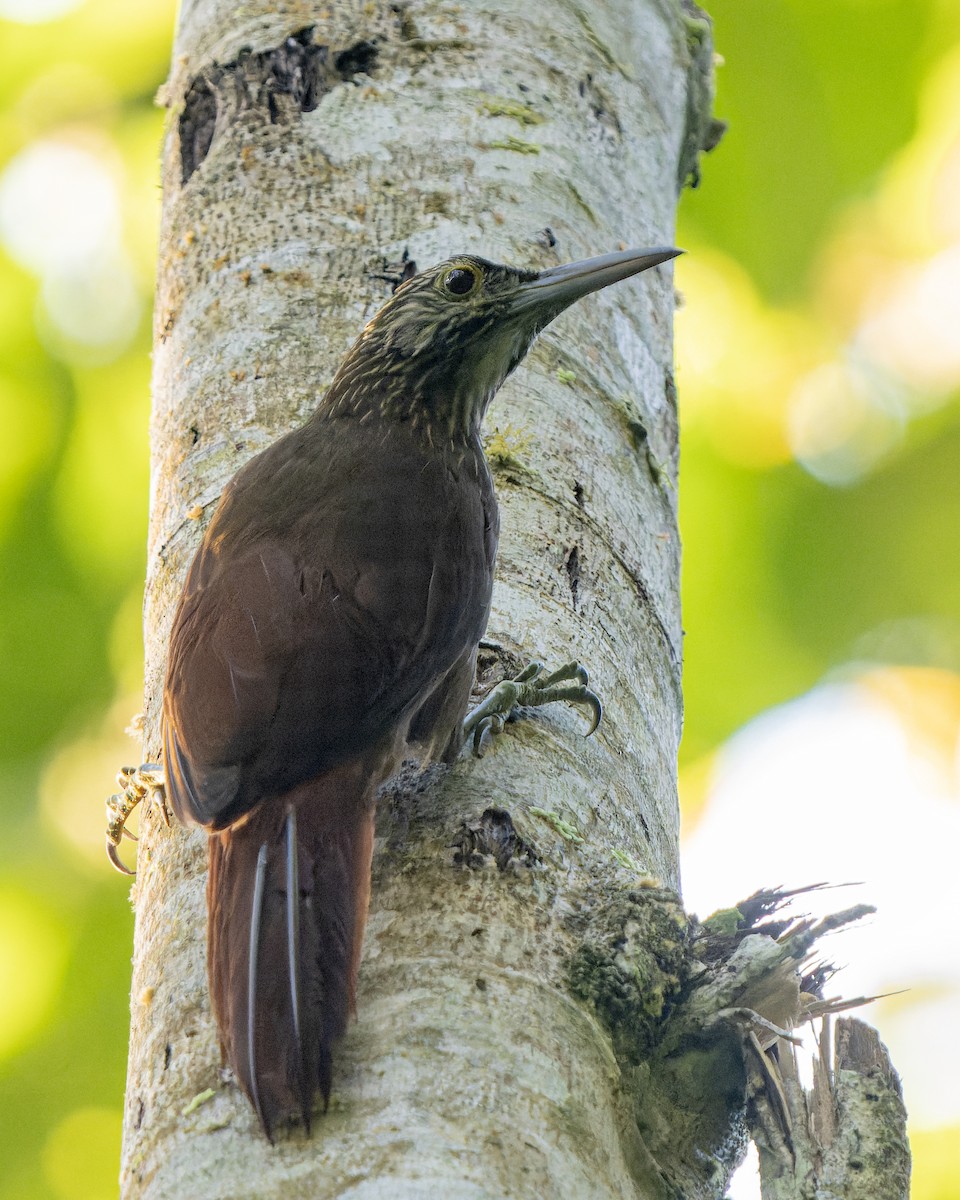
left=158, top=245, right=679, bottom=1138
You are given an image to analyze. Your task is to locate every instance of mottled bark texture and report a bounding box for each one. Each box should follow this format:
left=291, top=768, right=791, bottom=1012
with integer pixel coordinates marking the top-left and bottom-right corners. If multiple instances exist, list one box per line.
left=750, top=1017, right=910, bottom=1200
left=116, top=1, right=905, bottom=1198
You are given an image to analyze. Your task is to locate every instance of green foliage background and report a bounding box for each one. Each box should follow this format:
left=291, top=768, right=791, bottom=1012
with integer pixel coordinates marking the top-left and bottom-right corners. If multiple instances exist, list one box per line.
left=0, top=1, right=957, bottom=1196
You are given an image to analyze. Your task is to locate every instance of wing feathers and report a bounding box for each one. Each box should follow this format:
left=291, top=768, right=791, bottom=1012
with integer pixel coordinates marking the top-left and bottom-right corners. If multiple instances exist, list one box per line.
left=163, top=434, right=494, bottom=833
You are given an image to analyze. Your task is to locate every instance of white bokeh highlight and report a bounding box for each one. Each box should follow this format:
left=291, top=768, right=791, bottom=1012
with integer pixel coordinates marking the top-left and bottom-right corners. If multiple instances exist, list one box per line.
left=0, top=139, right=141, bottom=359
left=682, top=680, right=960, bottom=1194
left=0, top=0, right=84, bottom=22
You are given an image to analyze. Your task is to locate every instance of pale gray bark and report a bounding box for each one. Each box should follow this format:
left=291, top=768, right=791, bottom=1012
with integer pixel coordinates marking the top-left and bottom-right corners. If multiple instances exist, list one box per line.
left=116, top=2, right=907, bottom=1198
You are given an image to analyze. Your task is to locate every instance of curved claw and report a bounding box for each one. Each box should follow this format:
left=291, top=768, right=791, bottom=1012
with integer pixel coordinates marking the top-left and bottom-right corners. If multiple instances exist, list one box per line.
left=582, top=689, right=603, bottom=737
left=465, top=658, right=604, bottom=754
left=471, top=712, right=504, bottom=757
left=103, top=763, right=168, bottom=876
left=471, top=717, right=489, bottom=757
left=107, top=836, right=136, bottom=876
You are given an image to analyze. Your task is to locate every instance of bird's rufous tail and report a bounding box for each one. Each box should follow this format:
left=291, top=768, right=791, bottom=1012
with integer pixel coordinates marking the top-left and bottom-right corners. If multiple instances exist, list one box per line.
left=206, top=769, right=375, bottom=1139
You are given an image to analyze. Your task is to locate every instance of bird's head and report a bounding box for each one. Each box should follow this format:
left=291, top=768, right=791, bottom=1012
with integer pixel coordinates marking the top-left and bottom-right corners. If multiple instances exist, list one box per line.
left=326, top=245, right=681, bottom=438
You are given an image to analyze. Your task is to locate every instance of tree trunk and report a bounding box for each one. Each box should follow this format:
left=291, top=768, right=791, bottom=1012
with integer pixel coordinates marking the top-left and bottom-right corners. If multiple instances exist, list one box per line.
left=117, top=2, right=906, bottom=1198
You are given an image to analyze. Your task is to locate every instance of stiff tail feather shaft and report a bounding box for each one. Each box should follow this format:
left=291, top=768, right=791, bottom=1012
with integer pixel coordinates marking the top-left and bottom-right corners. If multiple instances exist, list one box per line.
left=246, top=841, right=269, bottom=1131
left=207, top=774, right=375, bottom=1139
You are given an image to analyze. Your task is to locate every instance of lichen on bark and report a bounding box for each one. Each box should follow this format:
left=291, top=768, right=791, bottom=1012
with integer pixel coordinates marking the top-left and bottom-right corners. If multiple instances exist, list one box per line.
left=564, top=882, right=892, bottom=1199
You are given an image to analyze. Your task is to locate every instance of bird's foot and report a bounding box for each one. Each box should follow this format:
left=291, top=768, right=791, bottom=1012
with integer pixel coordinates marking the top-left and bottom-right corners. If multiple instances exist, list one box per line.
left=105, top=763, right=168, bottom=875
left=464, top=660, right=602, bottom=757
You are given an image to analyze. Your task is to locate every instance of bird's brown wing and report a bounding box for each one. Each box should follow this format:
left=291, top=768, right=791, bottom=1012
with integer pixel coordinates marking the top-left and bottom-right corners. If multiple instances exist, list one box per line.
left=162, top=422, right=495, bottom=831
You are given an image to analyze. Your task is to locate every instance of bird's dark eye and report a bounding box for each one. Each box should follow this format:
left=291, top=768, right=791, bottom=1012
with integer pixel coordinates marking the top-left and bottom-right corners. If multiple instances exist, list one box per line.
left=444, top=266, right=479, bottom=296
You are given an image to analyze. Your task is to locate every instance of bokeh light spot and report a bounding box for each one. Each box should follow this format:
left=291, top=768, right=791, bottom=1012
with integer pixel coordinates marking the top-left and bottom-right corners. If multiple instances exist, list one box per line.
left=787, top=358, right=906, bottom=484
left=682, top=672, right=960, bottom=1129
left=13, top=63, right=117, bottom=136
left=0, top=137, right=142, bottom=358
left=877, top=41, right=960, bottom=247
left=858, top=246, right=960, bottom=394
left=675, top=249, right=821, bottom=469
left=0, top=886, right=67, bottom=1060
left=0, top=140, right=118, bottom=275
left=0, top=0, right=84, bottom=22
left=40, top=693, right=145, bottom=870
left=859, top=665, right=960, bottom=784
left=41, top=1107, right=122, bottom=1200
left=39, top=251, right=141, bottom=358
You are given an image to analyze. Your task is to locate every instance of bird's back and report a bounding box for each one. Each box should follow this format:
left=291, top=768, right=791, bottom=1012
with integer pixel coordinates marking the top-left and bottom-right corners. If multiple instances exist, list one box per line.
left=163, top=410, right=498, bottom=832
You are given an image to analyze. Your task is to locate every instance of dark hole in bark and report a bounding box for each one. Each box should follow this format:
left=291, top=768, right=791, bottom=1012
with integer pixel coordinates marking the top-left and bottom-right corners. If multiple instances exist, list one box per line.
left=453, top=807, right=539, bottom=871
left=178, top=28, right=380, bottom=184
left=564, top=544, right=581, bottom=610
left=179, top=76, right=218, bottom=185
left=261, top=28, right=329, bottom=120
left=334, top=40, right=379, bottom=77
